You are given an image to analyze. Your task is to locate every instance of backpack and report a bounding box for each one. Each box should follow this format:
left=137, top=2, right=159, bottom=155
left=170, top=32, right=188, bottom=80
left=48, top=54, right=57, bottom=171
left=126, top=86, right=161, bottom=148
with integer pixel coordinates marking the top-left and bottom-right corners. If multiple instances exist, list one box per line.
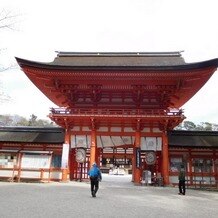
left=89, top=167, right=99, bottom=178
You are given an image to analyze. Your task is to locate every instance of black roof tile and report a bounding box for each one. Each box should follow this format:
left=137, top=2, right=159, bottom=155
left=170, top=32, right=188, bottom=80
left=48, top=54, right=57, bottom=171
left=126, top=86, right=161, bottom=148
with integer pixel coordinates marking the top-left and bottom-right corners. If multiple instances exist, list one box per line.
left=0, top=127, right=64, bottom=144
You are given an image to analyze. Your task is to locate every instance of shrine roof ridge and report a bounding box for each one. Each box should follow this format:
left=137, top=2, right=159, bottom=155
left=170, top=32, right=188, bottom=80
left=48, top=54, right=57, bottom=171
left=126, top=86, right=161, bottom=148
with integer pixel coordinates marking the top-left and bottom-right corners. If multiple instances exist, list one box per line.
left=55, top=51, right=184, bottom=57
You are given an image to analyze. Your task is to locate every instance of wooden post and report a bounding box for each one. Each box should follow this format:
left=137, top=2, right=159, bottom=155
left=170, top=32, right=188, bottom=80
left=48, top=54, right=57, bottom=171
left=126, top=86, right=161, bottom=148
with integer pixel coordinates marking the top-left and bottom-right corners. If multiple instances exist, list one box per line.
left=132, top=153, right=135, bottom=182
left=95, top=148, right=101, bottom=166
left=90, top=129, right=97, bottom=166
left=134, top=131, right=141, bottom=184
left=61, top=128, right=70, bottom=182
left=188, top=149, right=193, bottom=186
left=40, top=169, right=44, bottom=181
left=17, top=152, right=23, bottom=183
left=69, top=148, right=76, bottom=180
left=162, top=132, right=169, bottom=185
left=213, top=149, right=217, bottom=188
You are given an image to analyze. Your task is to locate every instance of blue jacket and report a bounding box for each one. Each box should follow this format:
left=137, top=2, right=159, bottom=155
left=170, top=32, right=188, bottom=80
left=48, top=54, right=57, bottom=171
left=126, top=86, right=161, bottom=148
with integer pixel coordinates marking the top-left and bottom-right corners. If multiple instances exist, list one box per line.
left=88, top=165, right=102, bottom=180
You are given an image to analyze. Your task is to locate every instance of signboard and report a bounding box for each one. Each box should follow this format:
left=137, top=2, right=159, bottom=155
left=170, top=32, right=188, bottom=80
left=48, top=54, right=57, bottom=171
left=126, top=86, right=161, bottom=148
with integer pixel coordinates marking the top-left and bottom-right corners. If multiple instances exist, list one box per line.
left=21, top=154, right=50, bottom=169
left=61, top=143, right=69, bottom=168
left=136, top=148, right=141, bottom=168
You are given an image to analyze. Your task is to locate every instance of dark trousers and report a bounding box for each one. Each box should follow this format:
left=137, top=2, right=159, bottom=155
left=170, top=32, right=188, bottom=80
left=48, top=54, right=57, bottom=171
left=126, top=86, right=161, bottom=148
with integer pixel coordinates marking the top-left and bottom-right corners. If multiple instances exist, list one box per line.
left=179, top=180, right=186, bottom=195
left=90, top=177, right=99, bottom=194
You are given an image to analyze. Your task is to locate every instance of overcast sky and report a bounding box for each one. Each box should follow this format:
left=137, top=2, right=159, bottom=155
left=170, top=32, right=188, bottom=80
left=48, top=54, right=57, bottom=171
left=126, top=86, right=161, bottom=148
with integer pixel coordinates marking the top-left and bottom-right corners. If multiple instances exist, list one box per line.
left=1, top=0, right=218, bottom=124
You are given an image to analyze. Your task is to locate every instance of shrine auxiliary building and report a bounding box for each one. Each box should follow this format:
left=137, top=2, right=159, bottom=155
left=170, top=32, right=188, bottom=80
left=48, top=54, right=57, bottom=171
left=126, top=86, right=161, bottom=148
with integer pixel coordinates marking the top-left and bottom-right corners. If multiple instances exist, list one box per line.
left=2, top=51, right=218, bottom=186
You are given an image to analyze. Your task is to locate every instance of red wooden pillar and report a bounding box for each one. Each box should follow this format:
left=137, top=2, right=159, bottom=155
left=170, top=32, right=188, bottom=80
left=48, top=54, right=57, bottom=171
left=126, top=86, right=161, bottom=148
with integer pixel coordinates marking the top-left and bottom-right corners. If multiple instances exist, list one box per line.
left=213, top=149, right=217, bottom=187
left=95, top=148, right=101, bottom=166
left=132, top=154, right=135, bottom=182
left=134, top=131, right=141, bottom=184
left=188, top=149, right=193, bottom=186
left=17, top=152, right=23, bottom=182
left=69, top=148, right=76, bottom=180
left=162, top=132, right=169, bottom=185
left=90, top=130, right=97, bottom=167
left=62, top=128, right=70, bottom=182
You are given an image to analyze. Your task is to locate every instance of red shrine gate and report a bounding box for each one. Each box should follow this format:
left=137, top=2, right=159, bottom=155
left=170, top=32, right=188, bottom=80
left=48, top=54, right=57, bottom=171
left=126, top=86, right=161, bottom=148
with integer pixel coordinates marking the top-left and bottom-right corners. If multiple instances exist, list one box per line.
left=16, top=51, right=218, bottom=185
left=50, top=107, right=184, bottom=184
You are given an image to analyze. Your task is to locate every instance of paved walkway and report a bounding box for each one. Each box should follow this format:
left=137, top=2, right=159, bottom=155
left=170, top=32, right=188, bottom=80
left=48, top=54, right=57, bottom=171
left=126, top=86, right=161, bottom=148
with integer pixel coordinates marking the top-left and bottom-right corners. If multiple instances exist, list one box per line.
left=0, top=174, right=217, bottom=218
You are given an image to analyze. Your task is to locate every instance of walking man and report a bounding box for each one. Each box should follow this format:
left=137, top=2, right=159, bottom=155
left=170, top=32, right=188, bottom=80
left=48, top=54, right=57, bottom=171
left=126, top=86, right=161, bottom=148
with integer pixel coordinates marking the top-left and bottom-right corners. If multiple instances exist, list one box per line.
left=88, top=162, right=102, bottom=197
left=178, top=165, right=186, bottom=195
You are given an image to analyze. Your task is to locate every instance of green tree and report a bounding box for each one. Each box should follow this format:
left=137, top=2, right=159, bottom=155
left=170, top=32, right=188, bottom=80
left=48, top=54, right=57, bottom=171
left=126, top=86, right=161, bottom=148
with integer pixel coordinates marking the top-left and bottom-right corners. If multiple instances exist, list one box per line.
left=195, top=122, right=212, bottom=131
left=174, top=123, right=183, bottom=130
left=0, top=114, right=56, bottom=127
left=183, top=121, right=196, bottom=130
left=15, top=116, right=29, bottom=126
left=174, top=120, right=217, bottom=131
left=36, top=119, right=53, bottom=127
left=0, top=114, right=13, bottom=126
left=28, top=114, right=38, bottom=126
left=203, top=122, right=212, bottom=131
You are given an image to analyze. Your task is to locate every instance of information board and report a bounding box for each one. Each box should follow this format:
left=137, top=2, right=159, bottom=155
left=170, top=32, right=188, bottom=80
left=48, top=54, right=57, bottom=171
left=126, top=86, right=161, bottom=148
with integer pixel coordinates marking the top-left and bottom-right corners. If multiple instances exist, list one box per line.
left=61, top=143, right=69, bottom=168
left=21, top=154, right=51, bottom=169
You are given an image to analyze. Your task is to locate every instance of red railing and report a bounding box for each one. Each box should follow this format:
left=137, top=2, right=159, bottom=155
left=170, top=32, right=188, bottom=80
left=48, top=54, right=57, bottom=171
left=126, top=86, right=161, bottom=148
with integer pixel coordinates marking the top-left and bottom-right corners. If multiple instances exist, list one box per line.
left=50, top=108, right=184, bottom=117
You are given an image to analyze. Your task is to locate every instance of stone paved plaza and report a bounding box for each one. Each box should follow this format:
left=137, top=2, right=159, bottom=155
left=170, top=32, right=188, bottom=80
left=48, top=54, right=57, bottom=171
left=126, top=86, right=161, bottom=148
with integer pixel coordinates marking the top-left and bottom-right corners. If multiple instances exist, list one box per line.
left=0, top=174, right=217, bottom=218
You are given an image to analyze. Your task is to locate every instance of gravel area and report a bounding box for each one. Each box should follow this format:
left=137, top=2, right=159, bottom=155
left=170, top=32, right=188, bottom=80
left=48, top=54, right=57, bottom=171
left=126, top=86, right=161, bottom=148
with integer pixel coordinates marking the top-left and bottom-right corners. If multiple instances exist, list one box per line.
left=0, top=174, right=217, bottom=218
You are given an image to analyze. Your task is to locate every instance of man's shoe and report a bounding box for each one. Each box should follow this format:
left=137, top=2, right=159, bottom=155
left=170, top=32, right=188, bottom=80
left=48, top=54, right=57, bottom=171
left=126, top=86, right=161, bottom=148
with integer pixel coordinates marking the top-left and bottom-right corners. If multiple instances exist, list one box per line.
left=91, top=191, right=95, bottom=197
left=92, top=191, right=96, bottom=197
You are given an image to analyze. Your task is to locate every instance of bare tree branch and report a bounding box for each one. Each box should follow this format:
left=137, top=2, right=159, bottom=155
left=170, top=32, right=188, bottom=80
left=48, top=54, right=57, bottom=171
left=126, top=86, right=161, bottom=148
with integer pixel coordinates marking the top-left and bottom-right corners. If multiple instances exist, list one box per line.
left=0, top=9, right=21, bottom=31
left=0, top=9, right=20, bottom=103
left=0, top=83, right=11, bottom=104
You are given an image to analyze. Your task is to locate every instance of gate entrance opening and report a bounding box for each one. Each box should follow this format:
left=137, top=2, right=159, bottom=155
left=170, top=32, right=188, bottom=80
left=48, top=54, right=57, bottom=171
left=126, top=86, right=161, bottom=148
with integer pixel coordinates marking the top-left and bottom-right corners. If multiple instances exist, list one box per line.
left=69, top=135, right=164, bottom=185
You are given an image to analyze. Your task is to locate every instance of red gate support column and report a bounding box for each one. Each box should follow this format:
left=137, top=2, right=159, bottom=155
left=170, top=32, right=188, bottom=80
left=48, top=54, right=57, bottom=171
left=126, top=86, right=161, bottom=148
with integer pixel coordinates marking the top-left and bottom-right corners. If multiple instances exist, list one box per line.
left=188, top=149, right=193, bottom=186
left=134, top=131, right=141, bottom=184
left=95, top=148, right=101, bottom=166
left=213, top=149, right=217, bottom=188
left=132, top=153, right=135, bottom=182
left=62, top=128, right=70, bottom=182
left=90, top=129, right=97, bottom=167
left=162, top=132, right=170, bottom=185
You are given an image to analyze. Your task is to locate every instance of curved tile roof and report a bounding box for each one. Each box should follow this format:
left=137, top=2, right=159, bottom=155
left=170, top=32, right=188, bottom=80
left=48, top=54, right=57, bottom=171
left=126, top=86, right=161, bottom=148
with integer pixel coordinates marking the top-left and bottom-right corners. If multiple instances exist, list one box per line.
left=1, top=127, right=218, bottom=148
left=168, top=130, right=218, bottom=148
left=15, top=51, right=218, bottom=70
